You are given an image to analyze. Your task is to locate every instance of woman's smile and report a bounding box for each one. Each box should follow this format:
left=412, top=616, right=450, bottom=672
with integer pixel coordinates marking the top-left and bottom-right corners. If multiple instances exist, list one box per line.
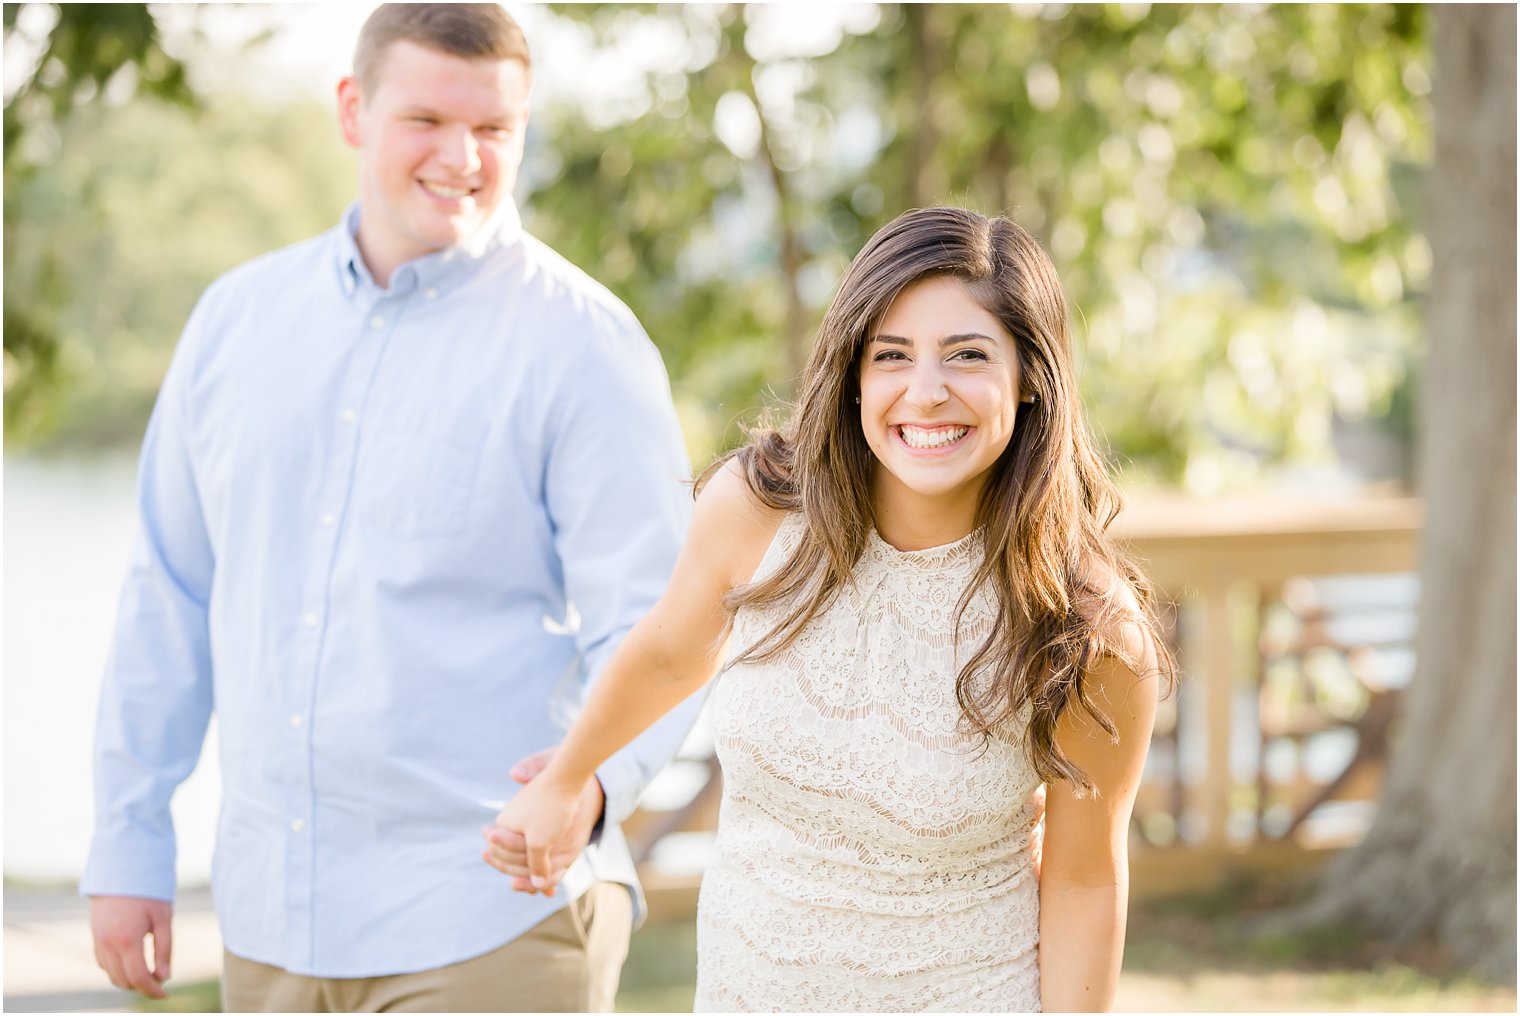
left=894, top=423, right=973, bottom=452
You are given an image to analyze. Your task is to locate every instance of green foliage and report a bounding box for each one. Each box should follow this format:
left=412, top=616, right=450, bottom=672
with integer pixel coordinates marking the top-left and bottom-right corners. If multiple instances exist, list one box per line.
left=4, top=93, right=355, bottom=445
left=526, top=3, right=1431, bottom=486
left=4, top=3, right=1433, bottom=491
left=4, top=2, right=194, bottom=434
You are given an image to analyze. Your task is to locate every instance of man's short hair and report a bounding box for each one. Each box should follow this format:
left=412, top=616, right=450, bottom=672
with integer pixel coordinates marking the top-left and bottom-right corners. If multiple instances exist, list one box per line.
left=354, top=4, right=532, bottom=92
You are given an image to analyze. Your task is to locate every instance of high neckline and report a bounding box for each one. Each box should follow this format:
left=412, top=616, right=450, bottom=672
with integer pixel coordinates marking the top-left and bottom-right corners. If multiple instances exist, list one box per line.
left=866, top=525, right=982, bottom=569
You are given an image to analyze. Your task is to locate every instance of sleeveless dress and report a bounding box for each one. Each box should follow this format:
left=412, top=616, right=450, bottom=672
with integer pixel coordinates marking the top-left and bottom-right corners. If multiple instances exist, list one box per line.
left=695, top=513, right=1045, bottom=1013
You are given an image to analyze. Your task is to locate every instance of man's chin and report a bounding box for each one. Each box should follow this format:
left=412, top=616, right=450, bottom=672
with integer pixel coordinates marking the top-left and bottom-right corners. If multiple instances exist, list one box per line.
left=419, top=212, right=494, bottom=251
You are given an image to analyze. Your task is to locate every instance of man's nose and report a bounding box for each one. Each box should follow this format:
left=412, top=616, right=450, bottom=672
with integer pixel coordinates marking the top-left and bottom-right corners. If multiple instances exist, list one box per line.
left=436, top=126, right=482, bottom=175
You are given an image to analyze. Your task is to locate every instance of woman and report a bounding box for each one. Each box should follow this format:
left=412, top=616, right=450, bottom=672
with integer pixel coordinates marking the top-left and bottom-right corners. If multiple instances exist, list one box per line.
left=485, top=207, right=1173, bottom=1012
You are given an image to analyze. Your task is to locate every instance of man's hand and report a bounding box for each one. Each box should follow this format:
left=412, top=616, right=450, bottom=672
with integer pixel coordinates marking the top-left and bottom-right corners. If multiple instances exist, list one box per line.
left=90, top=896, right=173, bottom=999
left=482, top=746, right=605, bottom=895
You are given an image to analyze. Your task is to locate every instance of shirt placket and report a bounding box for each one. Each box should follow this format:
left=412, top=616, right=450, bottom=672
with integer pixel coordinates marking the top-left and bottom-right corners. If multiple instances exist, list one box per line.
left=284, top=280, right=405, bottom=971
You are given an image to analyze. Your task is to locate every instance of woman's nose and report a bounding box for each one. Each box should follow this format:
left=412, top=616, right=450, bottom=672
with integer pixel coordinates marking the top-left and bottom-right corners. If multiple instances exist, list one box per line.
left=903, top=362, right=949, bottom=409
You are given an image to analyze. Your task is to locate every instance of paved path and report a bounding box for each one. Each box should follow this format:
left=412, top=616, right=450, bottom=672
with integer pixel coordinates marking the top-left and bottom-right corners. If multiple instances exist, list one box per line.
left=4, top=888, right=223, bottom=1013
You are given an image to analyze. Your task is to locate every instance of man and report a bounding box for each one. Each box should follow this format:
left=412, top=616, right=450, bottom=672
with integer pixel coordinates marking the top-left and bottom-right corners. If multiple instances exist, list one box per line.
left=83, top=5, right=700, bottom=1011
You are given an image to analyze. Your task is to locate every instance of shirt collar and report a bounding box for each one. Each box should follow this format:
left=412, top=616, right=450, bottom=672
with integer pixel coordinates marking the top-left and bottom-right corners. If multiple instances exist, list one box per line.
left=333, top=198, right=524, bottom=301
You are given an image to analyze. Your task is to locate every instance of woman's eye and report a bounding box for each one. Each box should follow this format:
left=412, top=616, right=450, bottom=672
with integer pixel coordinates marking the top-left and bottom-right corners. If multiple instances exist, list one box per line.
left=951, top=348, right=990, bottom=362
left=872, top=350, right=908, bottom=363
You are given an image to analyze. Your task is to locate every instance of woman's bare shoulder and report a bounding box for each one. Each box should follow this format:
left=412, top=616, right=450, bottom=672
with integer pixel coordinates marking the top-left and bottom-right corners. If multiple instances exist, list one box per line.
left=690, top=457, right=790, bottom=590
left=1074, top=556, right=1159, bottom=678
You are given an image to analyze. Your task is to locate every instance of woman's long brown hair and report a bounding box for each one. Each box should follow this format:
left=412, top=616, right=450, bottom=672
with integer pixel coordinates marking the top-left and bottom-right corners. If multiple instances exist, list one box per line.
left=700, top=207, right=1174, bottom=793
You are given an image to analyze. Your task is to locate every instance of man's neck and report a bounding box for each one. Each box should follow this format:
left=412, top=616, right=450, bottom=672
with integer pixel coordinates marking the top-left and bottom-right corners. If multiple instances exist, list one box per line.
left=352, top=228, right=424, bottom=290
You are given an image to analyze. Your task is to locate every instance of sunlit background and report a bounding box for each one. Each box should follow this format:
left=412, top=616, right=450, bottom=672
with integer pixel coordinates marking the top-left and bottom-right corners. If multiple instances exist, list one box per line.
left=5, top=3, right=1513, bottom=1013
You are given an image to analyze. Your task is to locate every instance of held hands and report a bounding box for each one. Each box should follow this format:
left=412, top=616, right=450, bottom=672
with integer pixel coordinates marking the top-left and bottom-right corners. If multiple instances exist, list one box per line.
left=481, top=747, right=604, bottom=896
left=90, top=895, right=173, bottom=999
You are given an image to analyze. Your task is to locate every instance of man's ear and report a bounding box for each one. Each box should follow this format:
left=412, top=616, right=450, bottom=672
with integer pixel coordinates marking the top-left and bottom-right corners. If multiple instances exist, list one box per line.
left=336, top=75, right=364, bottom=148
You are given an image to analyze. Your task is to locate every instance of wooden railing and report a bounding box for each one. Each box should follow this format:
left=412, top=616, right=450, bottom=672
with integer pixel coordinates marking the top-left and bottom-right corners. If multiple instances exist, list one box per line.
left=1114, top=495, right=1421, bottom=855
left=624, top=495, right=1423, bottom=916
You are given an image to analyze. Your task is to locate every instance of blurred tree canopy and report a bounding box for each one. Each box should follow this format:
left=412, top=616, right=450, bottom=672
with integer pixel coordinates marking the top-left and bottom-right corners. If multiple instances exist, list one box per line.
left=525, top=3, right=1430, bottom=487
left=3, top=2, right=354, bottom=442
left=4, top=3, right=1431, bottom=493
left=4, top=1, right=192, bottom=436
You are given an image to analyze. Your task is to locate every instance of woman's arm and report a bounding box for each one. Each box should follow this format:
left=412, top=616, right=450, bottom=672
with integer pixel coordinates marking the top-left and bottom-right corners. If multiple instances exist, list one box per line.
left=1038, top=635, right=1160, bottom=1012
left=484, top=459, right=780, bottom=888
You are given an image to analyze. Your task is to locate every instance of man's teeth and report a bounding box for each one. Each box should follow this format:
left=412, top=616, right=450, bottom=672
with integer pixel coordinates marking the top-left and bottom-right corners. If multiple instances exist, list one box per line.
left=422, top=181, right=472, bottom=199
left=900, top=425, right=968, bottom=449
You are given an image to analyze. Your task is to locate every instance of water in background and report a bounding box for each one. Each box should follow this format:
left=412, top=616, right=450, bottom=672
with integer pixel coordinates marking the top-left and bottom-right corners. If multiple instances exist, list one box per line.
left=4, top=452, right=221, bottom=885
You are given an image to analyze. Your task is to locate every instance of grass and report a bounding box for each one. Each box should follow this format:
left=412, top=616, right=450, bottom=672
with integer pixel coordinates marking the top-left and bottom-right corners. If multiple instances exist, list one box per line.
left=137, top=980, right=220, bottom=1013
left=617, top=918, right=698, bottom=1013
left=134, top=876, right=1515, bottom=1013
left=1116, top=873, right=1514, bottom=1012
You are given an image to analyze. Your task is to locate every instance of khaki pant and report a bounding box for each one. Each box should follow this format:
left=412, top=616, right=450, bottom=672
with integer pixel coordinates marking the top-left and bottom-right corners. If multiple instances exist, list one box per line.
left=222, top=883, right=632, bottom=1013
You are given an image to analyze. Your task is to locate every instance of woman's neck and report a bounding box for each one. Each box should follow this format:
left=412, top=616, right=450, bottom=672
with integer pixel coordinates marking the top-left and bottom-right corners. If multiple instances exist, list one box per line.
left=869, top=473, right=982, bottom=552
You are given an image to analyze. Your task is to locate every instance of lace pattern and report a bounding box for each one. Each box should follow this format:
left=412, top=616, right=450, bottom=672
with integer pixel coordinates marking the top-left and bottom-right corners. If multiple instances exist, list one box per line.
left=696, top=513, right=1044, bottom=1012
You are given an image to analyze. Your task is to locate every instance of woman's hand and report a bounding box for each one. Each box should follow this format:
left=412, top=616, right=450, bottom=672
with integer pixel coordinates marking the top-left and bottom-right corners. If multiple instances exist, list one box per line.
left=482, top=761, right=599, bottom=895
left=480, top=461, right=781, bottom=895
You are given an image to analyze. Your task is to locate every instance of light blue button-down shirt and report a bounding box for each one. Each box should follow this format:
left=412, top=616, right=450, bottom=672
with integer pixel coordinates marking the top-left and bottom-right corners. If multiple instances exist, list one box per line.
left=82, top=201, right=701, bottom=977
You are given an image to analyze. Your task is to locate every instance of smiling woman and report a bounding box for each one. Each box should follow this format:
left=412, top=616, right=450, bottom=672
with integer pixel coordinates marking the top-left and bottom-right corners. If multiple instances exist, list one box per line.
left=860, top=276, right=1026, bottom=533
left=488, top=207, right=1176, bottom=1012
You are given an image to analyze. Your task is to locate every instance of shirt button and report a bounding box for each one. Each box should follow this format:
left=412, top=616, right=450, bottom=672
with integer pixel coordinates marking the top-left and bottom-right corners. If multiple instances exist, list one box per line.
left=370, top=314, right=386, bottom=330
left=290, top=713, right=305, bottom=729
left=320, top=512, right=336, bottom=527
left=291, top=818, right=306, bottom=834
left=340, top=408, right=358, bottom=425
left=424, top=287, right=438, bottom=300
left=302, top=612, right=319, bottom=628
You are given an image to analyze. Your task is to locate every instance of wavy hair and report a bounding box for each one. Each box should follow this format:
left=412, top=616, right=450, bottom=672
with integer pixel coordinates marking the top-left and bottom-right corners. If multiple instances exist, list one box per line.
left=701, top=207, right=1174, bottom=792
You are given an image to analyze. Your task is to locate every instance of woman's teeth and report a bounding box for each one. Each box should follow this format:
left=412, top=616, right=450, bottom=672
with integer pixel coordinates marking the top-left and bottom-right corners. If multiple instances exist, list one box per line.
left=899, top=425, right=968, bottom=449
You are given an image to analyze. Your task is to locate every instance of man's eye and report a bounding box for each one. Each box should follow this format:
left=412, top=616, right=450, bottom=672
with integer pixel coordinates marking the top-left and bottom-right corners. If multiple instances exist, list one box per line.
left=409, top=117, right=438, bottom=126
left=479, top=125, right=512, bottom=136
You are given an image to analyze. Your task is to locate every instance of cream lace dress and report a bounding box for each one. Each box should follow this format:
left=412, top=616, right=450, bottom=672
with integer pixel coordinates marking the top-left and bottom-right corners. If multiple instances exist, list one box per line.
left=696, top=513, right=1045, bottom=1013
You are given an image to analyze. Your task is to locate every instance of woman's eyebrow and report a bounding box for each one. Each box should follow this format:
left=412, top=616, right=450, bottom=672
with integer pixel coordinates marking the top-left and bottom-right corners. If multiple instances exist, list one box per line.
left=867, top=332, right=995, bottom=347
left=941, top=332, right=995, bottom=346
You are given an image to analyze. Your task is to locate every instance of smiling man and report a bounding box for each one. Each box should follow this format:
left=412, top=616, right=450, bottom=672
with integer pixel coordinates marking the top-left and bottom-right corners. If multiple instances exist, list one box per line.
left=82, top=5, right=700, bottom=1011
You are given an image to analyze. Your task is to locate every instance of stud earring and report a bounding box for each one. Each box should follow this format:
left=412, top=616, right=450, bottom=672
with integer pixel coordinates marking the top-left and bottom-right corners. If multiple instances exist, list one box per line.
left=854, top=396, right=861, bottom=404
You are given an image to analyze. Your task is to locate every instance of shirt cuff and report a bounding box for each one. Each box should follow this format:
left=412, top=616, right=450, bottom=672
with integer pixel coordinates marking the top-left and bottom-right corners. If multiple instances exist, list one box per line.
left=79, top=827, right=177, bottom=902
left=594, top=748, right=646, bottom=831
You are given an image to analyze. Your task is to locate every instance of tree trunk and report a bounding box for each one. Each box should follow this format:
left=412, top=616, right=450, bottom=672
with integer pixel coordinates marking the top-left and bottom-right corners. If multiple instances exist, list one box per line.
left=753, top=115, right=810, bottom=383
left=733, top=26, right=810, bottom=384
left=1300, top=4, right=1516, bottom=981
left=904, top=4, right=940, bottom=207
